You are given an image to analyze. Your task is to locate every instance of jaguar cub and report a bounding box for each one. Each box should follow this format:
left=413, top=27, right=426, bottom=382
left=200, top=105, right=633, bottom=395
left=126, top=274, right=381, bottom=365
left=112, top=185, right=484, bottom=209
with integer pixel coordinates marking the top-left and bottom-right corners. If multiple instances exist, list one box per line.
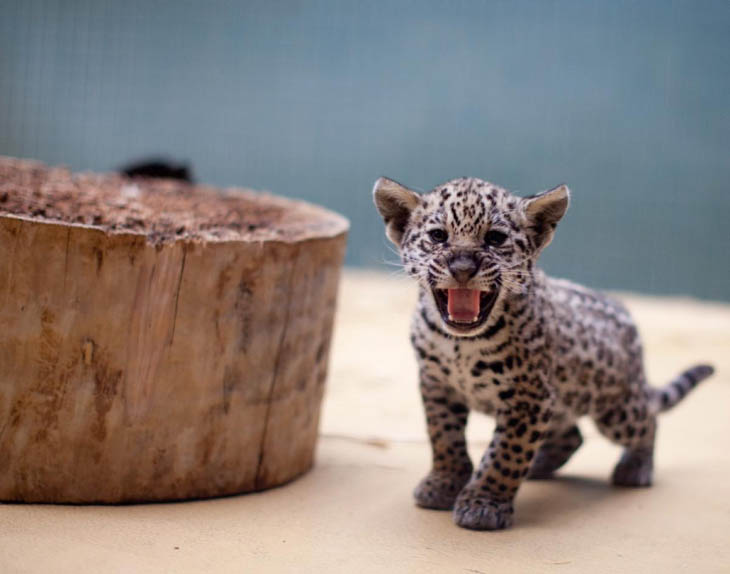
left=373, top=176, right=714, bottom=531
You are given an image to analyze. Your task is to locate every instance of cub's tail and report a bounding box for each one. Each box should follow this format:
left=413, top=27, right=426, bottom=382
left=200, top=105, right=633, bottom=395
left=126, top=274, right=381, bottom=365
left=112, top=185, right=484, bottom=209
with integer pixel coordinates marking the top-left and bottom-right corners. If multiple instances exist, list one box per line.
left=649, top=364, right=714, bottom=414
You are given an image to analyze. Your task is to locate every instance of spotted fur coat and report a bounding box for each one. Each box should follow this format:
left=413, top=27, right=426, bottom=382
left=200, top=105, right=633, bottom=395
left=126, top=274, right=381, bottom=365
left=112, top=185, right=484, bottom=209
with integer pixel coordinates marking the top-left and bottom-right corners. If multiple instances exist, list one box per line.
left=373, top=176, right=714, bottom=531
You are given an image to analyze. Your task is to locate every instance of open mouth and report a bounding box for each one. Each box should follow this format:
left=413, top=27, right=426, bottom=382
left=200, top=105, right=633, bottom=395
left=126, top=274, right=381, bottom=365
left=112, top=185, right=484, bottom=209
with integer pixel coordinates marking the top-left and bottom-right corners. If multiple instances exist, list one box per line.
left=431, top=287, right=499, bottom=333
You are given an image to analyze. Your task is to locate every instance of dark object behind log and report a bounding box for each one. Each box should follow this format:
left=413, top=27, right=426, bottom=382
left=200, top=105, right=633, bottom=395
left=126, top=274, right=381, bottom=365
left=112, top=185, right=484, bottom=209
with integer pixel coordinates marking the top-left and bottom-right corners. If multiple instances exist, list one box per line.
left=120, top=158, right=193, bottom=182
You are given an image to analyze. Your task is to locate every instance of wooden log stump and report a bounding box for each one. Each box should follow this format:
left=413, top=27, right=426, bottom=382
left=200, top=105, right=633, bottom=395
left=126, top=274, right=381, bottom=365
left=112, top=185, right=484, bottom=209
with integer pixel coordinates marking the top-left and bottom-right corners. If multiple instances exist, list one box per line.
left=0, top=157, right=348, bottom=503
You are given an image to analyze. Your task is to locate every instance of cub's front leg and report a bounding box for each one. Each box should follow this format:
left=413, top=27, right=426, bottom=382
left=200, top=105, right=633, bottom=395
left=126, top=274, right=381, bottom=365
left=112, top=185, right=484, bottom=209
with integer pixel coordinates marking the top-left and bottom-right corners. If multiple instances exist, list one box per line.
left=453, top=398, right=553, bottom=530
left=413, top=371, right=473, bottom=510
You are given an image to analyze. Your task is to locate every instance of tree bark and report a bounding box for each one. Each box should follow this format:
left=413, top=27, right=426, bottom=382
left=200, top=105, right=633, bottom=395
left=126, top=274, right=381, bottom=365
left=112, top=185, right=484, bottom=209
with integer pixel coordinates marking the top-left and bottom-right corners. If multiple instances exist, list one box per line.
left=0, top=157, right=348, bottom=502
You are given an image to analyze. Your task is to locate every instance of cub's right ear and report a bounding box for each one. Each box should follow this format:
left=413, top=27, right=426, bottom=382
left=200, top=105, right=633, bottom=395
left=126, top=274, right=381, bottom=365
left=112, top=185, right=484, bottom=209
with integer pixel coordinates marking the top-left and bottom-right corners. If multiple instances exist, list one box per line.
left=372, top=177, right=421, bottom=246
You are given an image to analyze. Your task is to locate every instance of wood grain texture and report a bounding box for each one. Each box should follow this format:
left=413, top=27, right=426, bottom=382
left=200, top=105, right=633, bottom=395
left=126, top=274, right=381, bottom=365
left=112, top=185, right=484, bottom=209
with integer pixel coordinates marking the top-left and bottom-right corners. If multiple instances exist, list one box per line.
left=0, top=158, right=348, bottom=502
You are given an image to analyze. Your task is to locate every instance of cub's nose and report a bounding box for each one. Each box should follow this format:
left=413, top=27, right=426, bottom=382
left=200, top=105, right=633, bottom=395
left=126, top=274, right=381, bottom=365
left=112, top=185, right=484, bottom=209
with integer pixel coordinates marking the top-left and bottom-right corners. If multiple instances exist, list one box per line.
left=447, top=254, right=479, bottom=284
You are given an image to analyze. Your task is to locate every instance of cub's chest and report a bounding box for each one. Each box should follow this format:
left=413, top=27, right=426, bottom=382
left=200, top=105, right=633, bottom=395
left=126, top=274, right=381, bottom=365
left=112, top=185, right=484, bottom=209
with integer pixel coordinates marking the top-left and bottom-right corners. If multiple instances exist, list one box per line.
left=428, top=336, right=507, bottom=413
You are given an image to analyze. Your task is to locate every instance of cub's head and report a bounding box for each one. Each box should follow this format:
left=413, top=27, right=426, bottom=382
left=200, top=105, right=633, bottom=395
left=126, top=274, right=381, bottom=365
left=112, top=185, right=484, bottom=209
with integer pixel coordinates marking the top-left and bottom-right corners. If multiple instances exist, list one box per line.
left=373, top=177, right=569, bottom=337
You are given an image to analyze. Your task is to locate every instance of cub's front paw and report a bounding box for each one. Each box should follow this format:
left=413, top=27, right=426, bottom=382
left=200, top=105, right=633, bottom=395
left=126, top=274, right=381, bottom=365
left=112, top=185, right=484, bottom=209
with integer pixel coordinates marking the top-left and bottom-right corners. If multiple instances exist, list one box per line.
left=453, top=488, right=514, bottom=530
left=413, top=471, right=471, bottom=510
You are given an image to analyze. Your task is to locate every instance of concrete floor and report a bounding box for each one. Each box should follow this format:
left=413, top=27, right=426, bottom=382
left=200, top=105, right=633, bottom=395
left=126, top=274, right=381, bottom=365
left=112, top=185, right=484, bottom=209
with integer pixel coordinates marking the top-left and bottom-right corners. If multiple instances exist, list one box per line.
left=2, top=271, right=729, bottom=573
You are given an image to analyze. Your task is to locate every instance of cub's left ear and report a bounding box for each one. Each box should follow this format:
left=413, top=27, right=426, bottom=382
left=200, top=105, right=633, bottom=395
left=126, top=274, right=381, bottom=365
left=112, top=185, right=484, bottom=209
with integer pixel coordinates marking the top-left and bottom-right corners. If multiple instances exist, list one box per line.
left=524, top=184, right=570, bottom=251
left=373, top=177, right=421, bottom=246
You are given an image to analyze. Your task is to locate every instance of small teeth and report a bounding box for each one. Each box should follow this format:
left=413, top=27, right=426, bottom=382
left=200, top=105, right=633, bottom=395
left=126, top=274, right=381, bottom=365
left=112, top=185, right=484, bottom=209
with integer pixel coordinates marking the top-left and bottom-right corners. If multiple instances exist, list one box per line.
left=448, top=314, right=479, bottom=323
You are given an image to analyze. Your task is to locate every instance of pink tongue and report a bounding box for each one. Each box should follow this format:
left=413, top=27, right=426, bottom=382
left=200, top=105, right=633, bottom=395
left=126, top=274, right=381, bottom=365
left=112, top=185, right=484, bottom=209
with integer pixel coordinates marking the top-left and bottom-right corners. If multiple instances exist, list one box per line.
left=447, top=289, right=481, bottom=323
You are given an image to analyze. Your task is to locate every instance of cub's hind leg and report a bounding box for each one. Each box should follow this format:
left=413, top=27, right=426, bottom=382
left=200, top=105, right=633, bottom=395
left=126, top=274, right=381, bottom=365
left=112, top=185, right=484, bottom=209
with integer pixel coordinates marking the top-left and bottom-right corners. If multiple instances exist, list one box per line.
left=611, top=445, right=655, bottom=487
left=594, top=395, right=656, bottom=487
left=527, top=424, right=583, bottom=479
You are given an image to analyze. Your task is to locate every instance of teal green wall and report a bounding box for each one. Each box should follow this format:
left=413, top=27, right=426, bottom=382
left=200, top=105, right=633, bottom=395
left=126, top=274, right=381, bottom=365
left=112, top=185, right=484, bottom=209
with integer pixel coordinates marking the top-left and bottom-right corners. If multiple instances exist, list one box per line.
left=1, top=1, right=728, bottom=300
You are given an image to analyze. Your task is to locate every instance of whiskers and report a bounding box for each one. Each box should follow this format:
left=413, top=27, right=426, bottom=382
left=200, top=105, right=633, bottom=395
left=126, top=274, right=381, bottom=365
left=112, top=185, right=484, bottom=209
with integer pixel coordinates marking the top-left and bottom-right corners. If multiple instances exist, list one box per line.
left=377, top=234, right=536, bottom=295
left=490, top=250, right=536, bottom=272
left=496, top=269, right=531, bottom=295
left=426, top=260, right=452, bottom=287
left=376, top=241, right=421, bottom=281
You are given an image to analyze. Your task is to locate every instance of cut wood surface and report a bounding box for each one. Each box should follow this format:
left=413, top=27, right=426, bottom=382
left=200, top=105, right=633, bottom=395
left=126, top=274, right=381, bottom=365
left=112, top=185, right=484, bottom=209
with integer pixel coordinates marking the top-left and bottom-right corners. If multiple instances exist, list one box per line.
left=0, top=156, right=348, bottom=503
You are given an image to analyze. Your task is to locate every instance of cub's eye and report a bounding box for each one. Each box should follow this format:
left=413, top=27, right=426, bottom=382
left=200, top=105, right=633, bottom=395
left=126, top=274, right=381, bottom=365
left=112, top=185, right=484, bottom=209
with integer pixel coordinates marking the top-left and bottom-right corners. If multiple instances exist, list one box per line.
left=428, top=228, right=448, bottom=243
left=484, top=229, right=508, bottom=246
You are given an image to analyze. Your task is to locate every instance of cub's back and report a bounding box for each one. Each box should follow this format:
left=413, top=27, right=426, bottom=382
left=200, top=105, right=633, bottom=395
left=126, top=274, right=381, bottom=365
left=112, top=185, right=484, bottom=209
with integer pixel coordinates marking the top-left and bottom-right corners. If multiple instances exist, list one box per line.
left=541, top=275, right=646, bottom=409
